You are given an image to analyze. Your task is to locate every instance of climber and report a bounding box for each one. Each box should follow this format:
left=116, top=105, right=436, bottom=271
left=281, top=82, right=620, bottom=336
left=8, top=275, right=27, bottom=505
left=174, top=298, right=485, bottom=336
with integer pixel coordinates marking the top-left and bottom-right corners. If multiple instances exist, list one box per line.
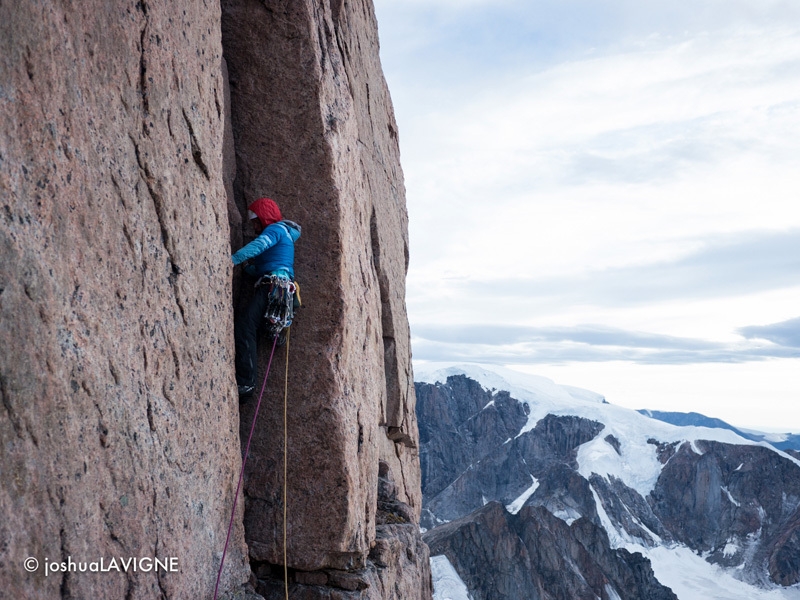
left=232, top=197, right=301, bottom=398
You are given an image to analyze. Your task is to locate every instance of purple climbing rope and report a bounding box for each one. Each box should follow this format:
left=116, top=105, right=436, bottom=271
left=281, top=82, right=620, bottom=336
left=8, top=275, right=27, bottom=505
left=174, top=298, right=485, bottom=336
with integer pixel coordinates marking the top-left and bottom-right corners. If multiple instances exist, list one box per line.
left=213, top=334, right=279, bottom=600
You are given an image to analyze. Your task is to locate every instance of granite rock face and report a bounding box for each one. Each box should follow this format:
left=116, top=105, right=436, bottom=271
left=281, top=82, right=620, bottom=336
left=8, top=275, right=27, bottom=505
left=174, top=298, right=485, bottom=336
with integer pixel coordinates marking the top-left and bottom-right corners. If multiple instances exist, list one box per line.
left=252, top=462, right=431, bottom=600
left=221, top=0, right=428, bottom=596
left=0, top=1, right=250, bottom=598
left=2, top=0, right=428, bottom=598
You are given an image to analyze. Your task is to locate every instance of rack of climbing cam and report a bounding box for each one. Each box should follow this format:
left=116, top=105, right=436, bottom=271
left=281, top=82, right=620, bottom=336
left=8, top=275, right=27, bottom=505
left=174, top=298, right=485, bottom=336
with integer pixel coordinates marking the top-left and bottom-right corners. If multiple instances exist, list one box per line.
left=255, top=274, right=297, bottom=337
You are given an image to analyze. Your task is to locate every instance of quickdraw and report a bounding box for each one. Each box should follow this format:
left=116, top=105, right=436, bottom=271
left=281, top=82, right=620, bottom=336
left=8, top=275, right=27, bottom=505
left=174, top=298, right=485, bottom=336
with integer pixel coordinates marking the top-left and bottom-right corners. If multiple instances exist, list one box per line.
left=255, top=274, right=298, bottom=337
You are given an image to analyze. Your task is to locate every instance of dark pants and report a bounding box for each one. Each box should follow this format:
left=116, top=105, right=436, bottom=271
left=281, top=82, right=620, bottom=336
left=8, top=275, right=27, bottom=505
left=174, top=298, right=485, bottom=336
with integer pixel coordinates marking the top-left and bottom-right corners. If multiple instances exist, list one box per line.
left=234, top=285, right=272, bottom=388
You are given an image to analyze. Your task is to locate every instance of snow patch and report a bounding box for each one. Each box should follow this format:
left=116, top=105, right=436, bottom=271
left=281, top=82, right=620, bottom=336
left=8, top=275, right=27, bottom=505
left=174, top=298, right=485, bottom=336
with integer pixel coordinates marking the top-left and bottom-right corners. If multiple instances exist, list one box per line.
left=505, top=475, right=539, bottom=515
left=577, top=433, right=663, bottom=498
left=690, top=440, right=705, bottom=455
left=430, top=555, right=472, bottom=600
left=604, top=584, right=623, bottom=600
left=722, top=486, right=741, bottom=507
left=723, top=540, right=740, bottom=558
left=589, top=480, right=661, bottom=547
left=552, top=507, right=581, bottom=525
left=645, top=545, right=800, bottom=600
left=590, top=485, right=636, bottom=550
left=586, top=500, right=797, bottom=600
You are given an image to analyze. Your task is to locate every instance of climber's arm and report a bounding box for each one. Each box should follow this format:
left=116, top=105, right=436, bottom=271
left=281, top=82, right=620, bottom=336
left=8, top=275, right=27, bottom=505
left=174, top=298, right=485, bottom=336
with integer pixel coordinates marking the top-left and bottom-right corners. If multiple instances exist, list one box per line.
left=231, top=228, right=280, bottom=265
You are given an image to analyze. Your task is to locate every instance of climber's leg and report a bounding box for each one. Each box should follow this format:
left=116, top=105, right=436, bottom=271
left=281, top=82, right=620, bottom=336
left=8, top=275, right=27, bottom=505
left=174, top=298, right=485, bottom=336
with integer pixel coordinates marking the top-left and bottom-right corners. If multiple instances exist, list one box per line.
left=234, top=285, right=270, bottom=395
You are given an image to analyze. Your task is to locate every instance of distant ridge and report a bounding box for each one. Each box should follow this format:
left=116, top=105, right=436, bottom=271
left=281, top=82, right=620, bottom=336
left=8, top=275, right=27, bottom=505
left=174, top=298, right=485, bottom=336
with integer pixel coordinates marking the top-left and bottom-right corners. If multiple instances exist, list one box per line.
left=638, top=409, right=800, bottom=451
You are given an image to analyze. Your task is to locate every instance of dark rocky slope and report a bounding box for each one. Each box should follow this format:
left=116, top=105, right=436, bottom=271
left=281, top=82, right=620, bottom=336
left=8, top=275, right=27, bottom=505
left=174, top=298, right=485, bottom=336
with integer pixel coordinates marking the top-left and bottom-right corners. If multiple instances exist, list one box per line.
left=418, top=374, right=800, bottom=596
left=649, top=440, right=800, bottom=587
left=426, top=502, right=676, bottom=600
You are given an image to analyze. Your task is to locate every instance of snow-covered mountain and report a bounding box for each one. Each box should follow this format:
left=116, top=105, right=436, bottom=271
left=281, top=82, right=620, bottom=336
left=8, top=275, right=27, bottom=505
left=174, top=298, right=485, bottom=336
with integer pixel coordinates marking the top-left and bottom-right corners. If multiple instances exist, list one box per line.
left=637, top=410, right=800, bottom=452
left=415, top=363, right=800, bottom=600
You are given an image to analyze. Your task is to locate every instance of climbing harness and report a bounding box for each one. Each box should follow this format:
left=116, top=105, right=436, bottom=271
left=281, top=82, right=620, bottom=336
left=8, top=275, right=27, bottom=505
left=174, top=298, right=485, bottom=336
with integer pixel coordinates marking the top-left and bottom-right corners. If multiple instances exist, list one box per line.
left=213, top=335, right=279, bottom=600
left=255, top=274, right=297, bottom=338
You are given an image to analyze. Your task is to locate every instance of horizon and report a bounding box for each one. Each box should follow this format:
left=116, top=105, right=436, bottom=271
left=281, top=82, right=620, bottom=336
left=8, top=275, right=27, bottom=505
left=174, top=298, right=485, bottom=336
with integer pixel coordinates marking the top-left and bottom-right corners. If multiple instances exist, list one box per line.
left=374, top=0, right=800, bottom=431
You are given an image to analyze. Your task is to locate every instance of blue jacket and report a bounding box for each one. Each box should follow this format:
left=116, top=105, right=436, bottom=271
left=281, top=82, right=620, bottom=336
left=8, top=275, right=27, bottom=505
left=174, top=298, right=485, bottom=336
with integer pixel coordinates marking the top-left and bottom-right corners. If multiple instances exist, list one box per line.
left=231, top=220, right=301, bottom=279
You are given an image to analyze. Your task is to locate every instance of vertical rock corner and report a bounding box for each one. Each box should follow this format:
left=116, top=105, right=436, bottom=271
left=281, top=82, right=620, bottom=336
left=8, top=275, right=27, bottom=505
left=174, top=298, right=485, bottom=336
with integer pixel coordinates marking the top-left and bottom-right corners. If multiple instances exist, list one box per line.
left=221, top=0, right=431, bottom=598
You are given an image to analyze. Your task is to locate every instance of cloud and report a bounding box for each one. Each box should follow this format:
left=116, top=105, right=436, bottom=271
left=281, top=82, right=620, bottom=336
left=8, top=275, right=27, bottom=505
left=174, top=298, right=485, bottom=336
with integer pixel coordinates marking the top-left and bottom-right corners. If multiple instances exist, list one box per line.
left=410, top=338, right=800, bottom=366
left=452, top=229, right=800, bottom=308
left=411, top=320, right=800, bottom=365
left=376, top=1, right=800, bottom=84
left=376, top=1, right=800, bottom=375
left=396, top=26, right=800, bottom=292
left=400, top=28, right=800, bottom=197
left=739, top=316, right=800, bottom=347
left=413, top=323, right=719, bottom=349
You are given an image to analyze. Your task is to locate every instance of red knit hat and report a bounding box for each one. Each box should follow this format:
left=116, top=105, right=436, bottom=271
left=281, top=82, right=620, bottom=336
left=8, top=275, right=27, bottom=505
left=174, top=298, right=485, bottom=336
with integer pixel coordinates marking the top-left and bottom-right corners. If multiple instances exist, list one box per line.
left=248, top=198, right=282, bottom=228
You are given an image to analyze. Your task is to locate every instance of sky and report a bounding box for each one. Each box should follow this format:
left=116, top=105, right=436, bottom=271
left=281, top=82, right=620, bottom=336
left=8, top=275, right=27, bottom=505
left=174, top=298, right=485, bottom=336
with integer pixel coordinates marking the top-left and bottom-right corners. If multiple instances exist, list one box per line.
left=371, top=0, right=800, bottom=431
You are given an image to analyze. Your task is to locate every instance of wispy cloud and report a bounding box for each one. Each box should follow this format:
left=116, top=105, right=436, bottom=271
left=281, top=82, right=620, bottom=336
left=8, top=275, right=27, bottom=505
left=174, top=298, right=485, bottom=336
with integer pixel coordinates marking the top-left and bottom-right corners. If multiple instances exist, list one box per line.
left=412, top=320, right=800, bottom=365
left=740, top=317, right=800, bottom=348
left=413, top=323, right=719, bottom=349
left=455, top=229, right=800, bottom=307
left=399, top=27, right=800, bottom=291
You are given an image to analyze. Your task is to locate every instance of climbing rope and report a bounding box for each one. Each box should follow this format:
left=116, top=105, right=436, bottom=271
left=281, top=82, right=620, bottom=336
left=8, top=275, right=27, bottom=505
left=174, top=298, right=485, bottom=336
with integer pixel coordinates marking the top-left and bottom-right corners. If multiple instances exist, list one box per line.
left=213, top=334, right=279, bottom=600
left=283, top=327, right=291, bottom=600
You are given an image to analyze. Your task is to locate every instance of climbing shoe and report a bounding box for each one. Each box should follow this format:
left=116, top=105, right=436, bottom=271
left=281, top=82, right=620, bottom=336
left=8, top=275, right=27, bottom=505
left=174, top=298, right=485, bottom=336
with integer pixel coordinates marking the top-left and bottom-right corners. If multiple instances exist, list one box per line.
left=238, top=384, right=255, bottom=399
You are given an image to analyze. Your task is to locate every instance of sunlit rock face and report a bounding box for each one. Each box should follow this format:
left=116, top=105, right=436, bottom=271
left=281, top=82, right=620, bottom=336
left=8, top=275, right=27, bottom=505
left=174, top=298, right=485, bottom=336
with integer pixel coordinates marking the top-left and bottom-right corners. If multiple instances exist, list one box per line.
left=0, top=1, right=250, bottom=597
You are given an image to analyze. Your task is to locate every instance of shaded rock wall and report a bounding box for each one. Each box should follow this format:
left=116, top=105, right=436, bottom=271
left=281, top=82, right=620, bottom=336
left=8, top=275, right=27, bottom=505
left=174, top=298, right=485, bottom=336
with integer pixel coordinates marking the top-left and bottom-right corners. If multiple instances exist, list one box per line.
left=418, top=374, right=800, bottom=592
left=220, top=0, right=428, bottom=596
left=0, top=0, right=250, bottom=598
left=425, top=502, right=677, bottom=600
left=417, top=377, right=603, bottom=528
left=418, top=376, right=529, bottom=501
left=650, top=441, right=800, bottom=586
